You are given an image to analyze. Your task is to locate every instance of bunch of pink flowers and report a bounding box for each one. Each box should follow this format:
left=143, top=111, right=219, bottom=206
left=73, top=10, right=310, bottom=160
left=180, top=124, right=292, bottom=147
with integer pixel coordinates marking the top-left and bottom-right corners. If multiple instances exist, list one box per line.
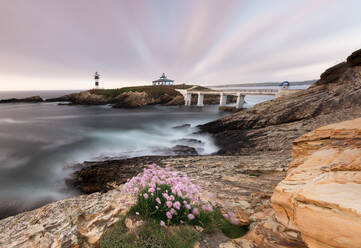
left=122, top=164, right=213, bottom=224
left=123, top=164, right=201, bottom=203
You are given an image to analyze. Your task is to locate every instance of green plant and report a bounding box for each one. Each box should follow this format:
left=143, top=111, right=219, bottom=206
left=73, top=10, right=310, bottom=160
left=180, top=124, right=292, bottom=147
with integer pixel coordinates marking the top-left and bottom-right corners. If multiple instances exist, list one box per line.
left=100, top=219, right=200, bottom=248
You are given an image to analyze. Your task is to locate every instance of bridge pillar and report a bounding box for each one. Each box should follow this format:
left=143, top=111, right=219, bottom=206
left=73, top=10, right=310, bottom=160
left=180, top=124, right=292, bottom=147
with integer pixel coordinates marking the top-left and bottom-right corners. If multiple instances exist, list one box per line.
left=219, top=92, right=227, bottom=106
left=185, top=93, right=192, bottom=106
left=197, top=92, right=204, bottom=107
left=235, top=94, right=245, bottom=109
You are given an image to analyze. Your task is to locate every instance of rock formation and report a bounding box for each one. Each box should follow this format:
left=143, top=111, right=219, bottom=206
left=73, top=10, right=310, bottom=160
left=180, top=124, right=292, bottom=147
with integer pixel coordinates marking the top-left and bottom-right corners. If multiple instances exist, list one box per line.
left=272, top=118, right=361, bottom=248
left=0, top=96, right=43, bottom=103
left=199, top=48, right=361, bottom=155
left=0, top=188, right=131, bottom=248
left=113, top=91, right=154, bottom=108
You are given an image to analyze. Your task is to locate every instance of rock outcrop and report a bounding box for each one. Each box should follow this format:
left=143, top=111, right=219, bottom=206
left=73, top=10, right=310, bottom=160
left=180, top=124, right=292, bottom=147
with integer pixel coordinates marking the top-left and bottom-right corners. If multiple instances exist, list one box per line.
left=0, top=96, right=43, bottom=104
left=47, top=91, right=110, bottom=105
left=0, top=188, right=131, bottom=248
left=199, top=48, right=361, bottom=155
left=113, top=91, right=154, bottom=108
left=272, top=118, right=361, bottom=248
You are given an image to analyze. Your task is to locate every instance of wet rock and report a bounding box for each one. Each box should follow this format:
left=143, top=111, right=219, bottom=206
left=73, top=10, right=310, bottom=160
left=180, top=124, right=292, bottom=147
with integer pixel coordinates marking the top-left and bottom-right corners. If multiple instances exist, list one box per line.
left=0, top=96, right=43, bottom=103
left=176, top=138, right=204, bottom=144
left=171, top=145, right=198, bottom=155
left=67, top=156, right=168, bottom=194
left=173, top=123, right=191, bottom=129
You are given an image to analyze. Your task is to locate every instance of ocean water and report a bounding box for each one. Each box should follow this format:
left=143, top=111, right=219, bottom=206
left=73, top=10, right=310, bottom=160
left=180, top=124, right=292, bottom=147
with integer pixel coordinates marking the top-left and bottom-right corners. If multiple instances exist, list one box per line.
left=0, top=90, right=274, bottom=218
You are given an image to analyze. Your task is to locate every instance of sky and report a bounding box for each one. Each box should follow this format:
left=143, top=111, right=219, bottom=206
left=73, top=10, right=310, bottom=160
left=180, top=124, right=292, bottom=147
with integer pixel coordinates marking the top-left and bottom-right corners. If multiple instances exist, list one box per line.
left=0, top=0, right=361, bottom=90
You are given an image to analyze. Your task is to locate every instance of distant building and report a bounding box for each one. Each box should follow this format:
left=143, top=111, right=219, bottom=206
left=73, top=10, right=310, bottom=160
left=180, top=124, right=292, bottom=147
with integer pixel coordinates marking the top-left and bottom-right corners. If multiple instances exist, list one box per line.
left=280, top=81, right=290, bottom=89
left=152, top=73, right=174, bottom=86
left=94, top=72, right=100, bottom=89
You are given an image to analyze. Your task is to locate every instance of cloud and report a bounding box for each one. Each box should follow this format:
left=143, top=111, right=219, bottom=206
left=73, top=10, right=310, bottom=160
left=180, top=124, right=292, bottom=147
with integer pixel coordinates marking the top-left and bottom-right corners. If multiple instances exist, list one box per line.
left=0, top=0, right=360, bottom=90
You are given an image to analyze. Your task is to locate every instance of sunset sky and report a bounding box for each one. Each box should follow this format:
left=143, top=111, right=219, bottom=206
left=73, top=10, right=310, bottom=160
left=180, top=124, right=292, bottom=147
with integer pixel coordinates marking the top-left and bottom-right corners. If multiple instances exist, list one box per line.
left=1, top=0, right=361, bottom=90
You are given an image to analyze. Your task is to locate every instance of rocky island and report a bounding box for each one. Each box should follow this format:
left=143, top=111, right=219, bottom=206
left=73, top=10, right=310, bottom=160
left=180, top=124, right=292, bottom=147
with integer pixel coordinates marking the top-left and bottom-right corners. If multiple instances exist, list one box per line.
left=0, top=49, right=361, bottom=248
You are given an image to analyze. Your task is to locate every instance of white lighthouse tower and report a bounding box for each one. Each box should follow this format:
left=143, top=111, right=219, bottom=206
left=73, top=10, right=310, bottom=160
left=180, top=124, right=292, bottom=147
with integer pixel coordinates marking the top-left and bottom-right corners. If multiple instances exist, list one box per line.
left=94, top=72, right=100, bottom=89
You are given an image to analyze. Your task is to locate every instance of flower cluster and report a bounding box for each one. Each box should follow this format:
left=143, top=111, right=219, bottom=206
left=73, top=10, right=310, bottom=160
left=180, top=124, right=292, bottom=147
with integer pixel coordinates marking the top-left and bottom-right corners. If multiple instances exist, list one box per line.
left=122, top=164, right=212, bottom=225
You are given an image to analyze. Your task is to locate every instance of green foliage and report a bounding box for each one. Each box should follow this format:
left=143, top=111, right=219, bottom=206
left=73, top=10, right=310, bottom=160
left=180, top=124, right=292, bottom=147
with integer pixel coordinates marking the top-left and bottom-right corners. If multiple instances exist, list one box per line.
left=190, top=86, right=211, bottom=91
left=100, top=219, right=200, bottom=248
left=198, top=209, right=248, bottom=239
left=129, top=184, right=197, bottom=225
left=89, top=86, right=181, bottom=99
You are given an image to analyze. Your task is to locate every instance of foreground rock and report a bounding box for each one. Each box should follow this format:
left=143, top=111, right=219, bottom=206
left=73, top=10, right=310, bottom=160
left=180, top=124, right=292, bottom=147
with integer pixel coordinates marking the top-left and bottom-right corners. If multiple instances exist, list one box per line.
left=0, top=188, right=130, bottom=248
left=0, top=96, right=43, bottom=104
left=272, top=118, right=361, bottom=248
left=199, top=48, right=361, bottom=155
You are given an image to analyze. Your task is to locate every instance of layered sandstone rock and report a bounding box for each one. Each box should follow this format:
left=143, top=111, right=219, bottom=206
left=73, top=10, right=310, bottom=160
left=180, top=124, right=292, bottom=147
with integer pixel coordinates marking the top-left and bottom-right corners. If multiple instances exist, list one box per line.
left=0, top=188, right=131, bottom=248
left=272, top=118, right=361, bottom=248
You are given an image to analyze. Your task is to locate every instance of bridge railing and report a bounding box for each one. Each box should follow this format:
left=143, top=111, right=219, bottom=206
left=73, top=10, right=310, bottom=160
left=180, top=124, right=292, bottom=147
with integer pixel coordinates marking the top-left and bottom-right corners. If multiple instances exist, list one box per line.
left=220, top=89, right=279, bottom=93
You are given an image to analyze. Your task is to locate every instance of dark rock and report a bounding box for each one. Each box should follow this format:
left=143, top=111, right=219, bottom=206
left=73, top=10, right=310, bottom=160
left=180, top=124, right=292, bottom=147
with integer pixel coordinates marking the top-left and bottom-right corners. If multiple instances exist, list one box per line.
left=67, top=156, right=169, bottom=194
left=318, top=62, right=349, bottom=85
left=347, top=48, right=361, bottom=66
left=171, top=145, right=198, bottom=155
left=176, top=138, right=203, bottom=144
left=172, top=124, right=191, bottom=129
left=164, top=95, right=185, bottom=105
left=0, top=96, right=43, bottom=104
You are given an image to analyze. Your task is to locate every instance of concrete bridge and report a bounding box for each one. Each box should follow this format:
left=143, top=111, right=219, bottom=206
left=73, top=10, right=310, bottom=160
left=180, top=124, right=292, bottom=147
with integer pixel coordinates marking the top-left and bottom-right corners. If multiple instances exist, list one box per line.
left=176, top=88, right=300, bottom=109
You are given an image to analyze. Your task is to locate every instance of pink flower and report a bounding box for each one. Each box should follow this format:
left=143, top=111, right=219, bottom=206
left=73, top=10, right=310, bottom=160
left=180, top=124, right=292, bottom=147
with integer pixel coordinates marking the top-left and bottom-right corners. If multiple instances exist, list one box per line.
left=187, top=214, right=195, bottom=220
left=160, top=220, right=165, bottom=226
left=202, top=204, right=213, bottom=212
left=192, top=208, right=199, bottom=216
left=148, top=187, right=155, bottom=193
left=143, top=193, right=149, bottom=199
left=136, top=212, right=139, bottom=215
left=170, top=208, right=177, bottom=215
left=156, top=197, right=161, bottom=205
left=186, top=204, right=192, bottom=210
left=166, top=201, right=173, bottom=208
left=166, top=211, right=172, bottom=219
left=155, top=206, right=159, bottom=209
left=173, top=201, right=181, bottom=210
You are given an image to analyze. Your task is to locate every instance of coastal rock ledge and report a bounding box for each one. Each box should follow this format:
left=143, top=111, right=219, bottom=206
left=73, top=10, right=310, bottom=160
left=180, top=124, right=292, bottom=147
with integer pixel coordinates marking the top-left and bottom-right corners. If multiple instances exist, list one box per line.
left=271, top=117, right=361, bottom=248
left=0, top=188, right=130, bottom=248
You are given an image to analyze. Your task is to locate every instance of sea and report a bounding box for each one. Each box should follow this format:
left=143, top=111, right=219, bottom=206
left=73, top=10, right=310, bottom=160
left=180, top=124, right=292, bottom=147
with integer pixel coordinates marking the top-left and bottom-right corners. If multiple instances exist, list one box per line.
left=0, top=85, right=310, bottom=218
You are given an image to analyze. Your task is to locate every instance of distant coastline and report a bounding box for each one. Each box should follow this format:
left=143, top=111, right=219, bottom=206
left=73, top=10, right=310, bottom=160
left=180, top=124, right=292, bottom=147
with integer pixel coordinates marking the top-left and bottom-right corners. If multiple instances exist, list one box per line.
left=208, top=79, right=317, bottom=88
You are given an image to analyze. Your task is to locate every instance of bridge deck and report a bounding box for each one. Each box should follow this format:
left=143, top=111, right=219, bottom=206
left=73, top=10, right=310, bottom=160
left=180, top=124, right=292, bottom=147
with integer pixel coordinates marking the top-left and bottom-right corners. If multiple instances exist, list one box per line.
left=187, top=89, right=278, bottom=96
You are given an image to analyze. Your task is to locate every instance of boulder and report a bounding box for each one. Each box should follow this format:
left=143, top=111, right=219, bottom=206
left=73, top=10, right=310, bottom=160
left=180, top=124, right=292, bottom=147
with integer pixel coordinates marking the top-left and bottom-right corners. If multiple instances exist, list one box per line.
left=271, top=118, right=361, bottom=248
left=0, top=188, right=131, bottom=248
left=171, top=145, right=198, bottom=155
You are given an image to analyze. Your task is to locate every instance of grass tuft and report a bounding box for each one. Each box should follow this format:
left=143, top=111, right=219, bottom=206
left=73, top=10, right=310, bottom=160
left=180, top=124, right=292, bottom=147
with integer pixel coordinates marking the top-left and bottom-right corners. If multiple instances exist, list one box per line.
left=100, top=219, right=200, bottom=248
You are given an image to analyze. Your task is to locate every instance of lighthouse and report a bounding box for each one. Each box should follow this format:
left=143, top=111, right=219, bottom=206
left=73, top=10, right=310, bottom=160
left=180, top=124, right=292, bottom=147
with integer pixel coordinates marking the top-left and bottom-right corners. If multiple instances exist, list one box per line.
left=94, top=72, right=100, bottom=89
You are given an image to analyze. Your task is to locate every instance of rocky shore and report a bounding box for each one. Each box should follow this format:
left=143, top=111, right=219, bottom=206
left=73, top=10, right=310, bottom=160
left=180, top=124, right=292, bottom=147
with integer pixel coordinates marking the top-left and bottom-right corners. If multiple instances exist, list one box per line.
left=1, top=49, right=361, bottom=247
